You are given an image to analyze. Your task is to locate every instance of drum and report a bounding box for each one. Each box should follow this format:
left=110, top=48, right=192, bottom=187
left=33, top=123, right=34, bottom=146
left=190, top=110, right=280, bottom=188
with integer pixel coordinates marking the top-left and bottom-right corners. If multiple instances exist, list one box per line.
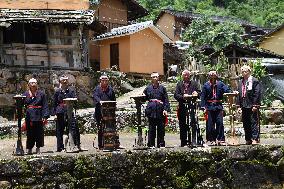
left=100, top=101, right=119, bottom=151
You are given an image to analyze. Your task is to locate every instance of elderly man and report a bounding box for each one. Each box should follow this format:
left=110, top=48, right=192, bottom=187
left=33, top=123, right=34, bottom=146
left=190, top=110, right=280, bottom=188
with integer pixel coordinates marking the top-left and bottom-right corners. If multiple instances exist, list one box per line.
left=201, top=71, right=231, bottom=145
left=237, top=65, right=261, bottom=145
left=53, top=75, right=82, bottom=152
left=23, top=78, right=49, bottom=154
left=93, top=75, right=116, bottom=149
left=174, top=69, right=200, bottom=147
left=144, top=72, right=170, bottom=148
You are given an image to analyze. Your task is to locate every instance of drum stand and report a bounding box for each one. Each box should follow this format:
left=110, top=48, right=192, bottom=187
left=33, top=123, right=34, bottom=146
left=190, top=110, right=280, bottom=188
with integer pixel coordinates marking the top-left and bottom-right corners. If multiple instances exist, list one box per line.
left=63, top=98, right=79, bottom=153
left=224, top=93, right=239, bottom=146
left=13, top=95, right=26, bottom=156
left=184, top=95, right=203, bottom=148
left=100, top=101, right=119, bottom=152
left=131, top=95, right=148, bottom=150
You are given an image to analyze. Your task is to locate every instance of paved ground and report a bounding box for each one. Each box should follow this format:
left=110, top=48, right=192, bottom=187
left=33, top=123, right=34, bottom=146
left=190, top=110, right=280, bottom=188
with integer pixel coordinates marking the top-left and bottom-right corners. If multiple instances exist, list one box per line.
left=0, top=132, right=283, bottom=159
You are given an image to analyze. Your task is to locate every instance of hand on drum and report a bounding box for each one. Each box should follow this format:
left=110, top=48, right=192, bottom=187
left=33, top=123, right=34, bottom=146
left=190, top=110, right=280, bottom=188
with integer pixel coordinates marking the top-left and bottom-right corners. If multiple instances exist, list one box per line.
left=192, top=91, right=198, bottom=96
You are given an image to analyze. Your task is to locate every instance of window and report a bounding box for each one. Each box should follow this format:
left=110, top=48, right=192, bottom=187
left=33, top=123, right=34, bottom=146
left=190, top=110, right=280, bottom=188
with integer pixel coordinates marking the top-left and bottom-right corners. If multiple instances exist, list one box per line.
left=3, top=23, right=24, bottom=44
left=25, top=23, right=46, bottom=44
left=3, top=23, right=46, bottom=44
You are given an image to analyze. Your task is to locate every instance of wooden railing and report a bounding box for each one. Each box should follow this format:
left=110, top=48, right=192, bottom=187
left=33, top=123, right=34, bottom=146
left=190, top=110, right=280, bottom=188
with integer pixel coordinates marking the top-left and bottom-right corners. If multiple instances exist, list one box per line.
left=100, top=21, right=127, bottom=32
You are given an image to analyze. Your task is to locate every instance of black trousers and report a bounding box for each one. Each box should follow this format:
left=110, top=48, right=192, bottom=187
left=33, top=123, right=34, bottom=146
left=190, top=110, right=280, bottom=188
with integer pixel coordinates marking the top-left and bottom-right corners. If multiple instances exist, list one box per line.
left=147, top=117, right=165, bottom=147
left=178, top=108, right=197, bottom=146
left=97, top=119, right=104, bottom=149
left=26, top=121, right=44, bottom=149
left=206, top=110, right=224, bottom=142
left=56, top=113, right=80, bottom=150
left=242, top=108, right=259, bottom=141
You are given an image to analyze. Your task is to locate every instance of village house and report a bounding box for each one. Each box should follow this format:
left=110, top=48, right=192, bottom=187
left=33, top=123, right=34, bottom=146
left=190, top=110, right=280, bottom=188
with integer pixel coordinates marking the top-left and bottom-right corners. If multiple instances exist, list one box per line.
left=89, top=0, right=148, bottom=70
left=257, top=24, right=284, bottom=56
left=95, top=21, right=171, bottom=76
left=154, top=9, right=268, bottom=42
left=0, top=0, right=103, bottom=70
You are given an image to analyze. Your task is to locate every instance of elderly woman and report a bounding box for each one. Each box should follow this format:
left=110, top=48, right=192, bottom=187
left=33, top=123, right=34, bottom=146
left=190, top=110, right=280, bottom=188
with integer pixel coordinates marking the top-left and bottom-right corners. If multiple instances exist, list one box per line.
left=201, top=71, right=231, bottom=146
left=23, top=78, right=49, bottom=154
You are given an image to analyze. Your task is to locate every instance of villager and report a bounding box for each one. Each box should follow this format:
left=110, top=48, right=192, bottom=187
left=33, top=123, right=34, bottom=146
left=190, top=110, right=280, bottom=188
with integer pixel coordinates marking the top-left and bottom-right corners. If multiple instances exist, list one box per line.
left=93, top=74, right=116, bottom=149
left=23, top=78, right=49, bottom=154
left=169, top=64, right=178, bottom=77
left=174, top=69, right=200, bottom=147
left=143, top=72, right=170, bottom=148
left=201, top=71, right=231, bottom=146
left=53, top=75, right=82, bottom=152
left=236, top=65, right=261, bottom=145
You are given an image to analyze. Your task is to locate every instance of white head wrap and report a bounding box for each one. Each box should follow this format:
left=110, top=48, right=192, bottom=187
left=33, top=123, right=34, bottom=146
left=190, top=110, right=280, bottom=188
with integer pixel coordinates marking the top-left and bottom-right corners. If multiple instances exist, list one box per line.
left=150, top=72, right=159, bottom=78
left=28, top=78, right=37, bottom=83
left=100, top=75, right=109, bottom=80
left=59, top=75, right=69, bottom=81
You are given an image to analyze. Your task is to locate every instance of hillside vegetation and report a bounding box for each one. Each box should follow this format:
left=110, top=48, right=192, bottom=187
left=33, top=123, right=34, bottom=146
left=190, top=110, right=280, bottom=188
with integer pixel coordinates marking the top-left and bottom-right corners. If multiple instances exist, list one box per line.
left=138, top=0, right=284, bottom=27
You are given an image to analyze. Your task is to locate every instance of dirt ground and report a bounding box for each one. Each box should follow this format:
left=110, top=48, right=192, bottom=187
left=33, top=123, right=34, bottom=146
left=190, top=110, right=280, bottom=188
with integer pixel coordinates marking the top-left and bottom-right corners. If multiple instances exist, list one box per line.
left=0, top=132, right=283, bottom=159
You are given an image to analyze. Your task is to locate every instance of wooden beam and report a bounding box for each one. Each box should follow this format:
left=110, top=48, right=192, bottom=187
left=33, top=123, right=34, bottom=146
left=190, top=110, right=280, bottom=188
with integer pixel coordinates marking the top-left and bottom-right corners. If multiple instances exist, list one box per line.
left=23, top=23, right=27, bottom=67
left=46, top=24, right=51, bottom=69
left=0, top=29, right=3, bottom=64
left=232, top=49, right=236, bottom=64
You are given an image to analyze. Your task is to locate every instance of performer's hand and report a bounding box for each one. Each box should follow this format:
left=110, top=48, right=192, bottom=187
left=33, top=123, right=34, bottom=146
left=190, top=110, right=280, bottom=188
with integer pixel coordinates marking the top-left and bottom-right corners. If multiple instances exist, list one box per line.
left=163, top=110, right=168, bottom=116
left=252, top=107, right=258, bottom=112
left=233, top=91, right=239, bottom=94
left=237, top=108, right=242, bottom=114
left=192, top=91, right=198, bottom=96
left=183, top=94, right=190, bottom=99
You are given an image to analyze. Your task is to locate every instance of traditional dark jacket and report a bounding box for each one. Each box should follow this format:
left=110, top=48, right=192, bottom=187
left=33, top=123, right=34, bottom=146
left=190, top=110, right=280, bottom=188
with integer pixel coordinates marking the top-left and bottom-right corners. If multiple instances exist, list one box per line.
left=143, top=84, right=170, bottom=119
left=237, top=76, right=261, bottom=108
left=174, top=80, right=200, bottom=111
left=93, top=85, right=116, bottom=120
left=23, top=90, right=49, bottom=121
left=53, top=87, right=76, bottom=115
left=201, top=80, right=230, bottom=111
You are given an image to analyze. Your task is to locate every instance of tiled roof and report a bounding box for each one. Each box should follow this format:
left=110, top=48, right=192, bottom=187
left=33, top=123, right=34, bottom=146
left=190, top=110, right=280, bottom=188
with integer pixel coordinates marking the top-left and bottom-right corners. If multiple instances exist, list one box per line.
left=210, top=43, right=284, bottom=59
left=155, top=9, right=256, bottom=27
left=257, top=23, right=284, bottom=43
left=0, top=9, right=95, bottom=25
left=95, top=21, right=171, bottom=43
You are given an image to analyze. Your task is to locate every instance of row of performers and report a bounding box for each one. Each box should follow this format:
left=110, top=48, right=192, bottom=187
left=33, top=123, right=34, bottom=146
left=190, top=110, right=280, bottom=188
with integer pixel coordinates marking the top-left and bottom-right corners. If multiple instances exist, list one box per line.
left=20, top=64, right=260, bottom=154
left=142, top=65, right=261, bottom=147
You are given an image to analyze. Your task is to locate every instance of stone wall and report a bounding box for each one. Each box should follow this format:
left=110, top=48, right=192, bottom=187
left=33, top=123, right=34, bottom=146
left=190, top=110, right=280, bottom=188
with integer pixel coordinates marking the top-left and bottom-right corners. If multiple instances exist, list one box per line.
left=0, top=69, right=99, bottom=110
left=0, top=146, right=283, bottom=188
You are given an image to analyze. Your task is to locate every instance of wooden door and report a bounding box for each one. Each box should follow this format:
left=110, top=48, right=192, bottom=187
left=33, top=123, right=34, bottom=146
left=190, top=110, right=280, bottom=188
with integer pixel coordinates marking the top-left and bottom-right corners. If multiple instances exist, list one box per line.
left=110, top=43, right=119, bottom=69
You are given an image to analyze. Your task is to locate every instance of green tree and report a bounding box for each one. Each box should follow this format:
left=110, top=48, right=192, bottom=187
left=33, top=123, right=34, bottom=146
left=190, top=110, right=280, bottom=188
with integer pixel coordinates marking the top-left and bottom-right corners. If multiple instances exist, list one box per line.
left=137, top=0, right=284, bottom=28
left=181, top=16, right=247, bottom=77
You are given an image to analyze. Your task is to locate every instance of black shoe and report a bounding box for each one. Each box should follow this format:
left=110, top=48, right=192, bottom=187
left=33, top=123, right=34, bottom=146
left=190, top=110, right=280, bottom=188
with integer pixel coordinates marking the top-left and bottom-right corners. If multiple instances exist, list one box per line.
left=246, top=140, right=252, bottom=145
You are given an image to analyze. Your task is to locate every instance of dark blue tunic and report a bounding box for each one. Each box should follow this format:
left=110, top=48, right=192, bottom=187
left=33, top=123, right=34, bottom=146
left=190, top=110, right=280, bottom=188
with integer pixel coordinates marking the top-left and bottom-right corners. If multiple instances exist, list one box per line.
left=93, top=85, right=116, bottom=120
left=174, top=80, right=200, bottom=111
left=23, top=90, right=49, bottom=121
left=143, top=84, right=170, bottom=119
left=53, top=87, right=76, bottom=115
left=201, top=80, right=230, bottom=111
